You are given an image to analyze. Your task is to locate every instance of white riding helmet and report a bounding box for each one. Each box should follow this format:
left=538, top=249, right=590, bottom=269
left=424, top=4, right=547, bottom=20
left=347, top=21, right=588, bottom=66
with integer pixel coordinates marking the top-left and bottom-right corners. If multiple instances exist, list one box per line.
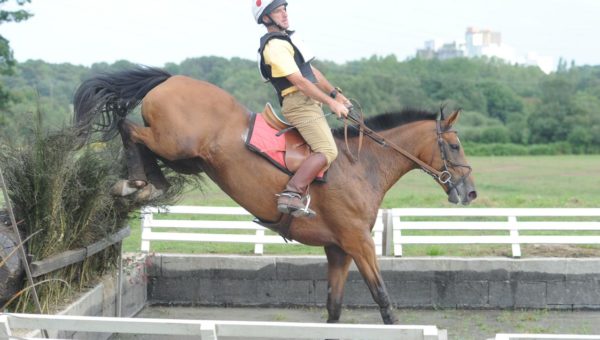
left=252, top=0, right=288, bottom=24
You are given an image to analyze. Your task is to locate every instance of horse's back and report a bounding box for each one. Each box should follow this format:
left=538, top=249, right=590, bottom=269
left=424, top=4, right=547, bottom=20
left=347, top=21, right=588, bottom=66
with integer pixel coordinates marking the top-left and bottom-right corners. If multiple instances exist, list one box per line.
left=139, top=75, right=248, bottom=159
left=144, top=75, right=241, bottom=112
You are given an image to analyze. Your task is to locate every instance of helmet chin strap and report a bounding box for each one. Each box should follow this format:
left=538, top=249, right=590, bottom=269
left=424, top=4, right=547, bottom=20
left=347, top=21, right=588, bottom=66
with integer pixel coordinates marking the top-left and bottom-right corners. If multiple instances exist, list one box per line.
left=265, top=14, right=286, bottom=31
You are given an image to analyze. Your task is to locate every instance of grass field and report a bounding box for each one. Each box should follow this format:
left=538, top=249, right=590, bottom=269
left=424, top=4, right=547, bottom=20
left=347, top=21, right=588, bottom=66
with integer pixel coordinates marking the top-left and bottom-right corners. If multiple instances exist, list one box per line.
left=123, top=155, right=600, bottom=256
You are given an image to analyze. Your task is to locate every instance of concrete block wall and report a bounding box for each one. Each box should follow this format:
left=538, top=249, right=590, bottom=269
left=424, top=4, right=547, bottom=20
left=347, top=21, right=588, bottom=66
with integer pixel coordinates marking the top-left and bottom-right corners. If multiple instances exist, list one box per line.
left=147, top=255, right=600, bottom=310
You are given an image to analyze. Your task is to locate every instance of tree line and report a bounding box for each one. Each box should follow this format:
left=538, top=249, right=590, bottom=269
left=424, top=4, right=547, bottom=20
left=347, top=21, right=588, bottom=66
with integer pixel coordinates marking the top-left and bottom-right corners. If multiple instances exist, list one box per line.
left=1, top=55, right=599, bottom=154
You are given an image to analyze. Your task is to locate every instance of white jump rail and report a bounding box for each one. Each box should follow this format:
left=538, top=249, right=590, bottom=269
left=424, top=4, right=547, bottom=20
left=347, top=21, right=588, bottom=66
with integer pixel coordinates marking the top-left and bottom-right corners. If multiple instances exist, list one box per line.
left=493, top=334, right=600, bottom=340
left=391, top=208, right=600, bottom=257
left=0, top=313, right=444, bottom=340
left=141, top=206, right=384, bottom=255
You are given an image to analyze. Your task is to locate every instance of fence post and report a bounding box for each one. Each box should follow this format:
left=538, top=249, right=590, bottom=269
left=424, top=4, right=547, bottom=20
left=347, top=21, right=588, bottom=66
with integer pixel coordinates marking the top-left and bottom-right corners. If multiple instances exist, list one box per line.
left=0, top=315, right=12, bottom=338
left=393, top=213, right=403, bottom=257
left=140, top=208, right=152, bottom=253
left=508, top=215, right=521, bottom=258
left=254, top=229, right=264, bottom=255
left=200, top=321, right=217, bottom=340
left=382, top=209, right=393, bottom=256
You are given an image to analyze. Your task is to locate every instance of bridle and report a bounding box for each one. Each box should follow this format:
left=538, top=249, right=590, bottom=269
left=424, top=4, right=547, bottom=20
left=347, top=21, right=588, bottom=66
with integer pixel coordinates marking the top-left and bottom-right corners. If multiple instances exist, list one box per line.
left=342, top=108, right=472, bottom=193
left=433, top=116, right=473, bottom=194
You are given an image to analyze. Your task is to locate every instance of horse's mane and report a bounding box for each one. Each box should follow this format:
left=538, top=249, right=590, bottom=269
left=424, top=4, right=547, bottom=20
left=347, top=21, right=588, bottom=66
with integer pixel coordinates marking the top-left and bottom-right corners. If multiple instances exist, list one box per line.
left=331, top=109, right=438, bottom=138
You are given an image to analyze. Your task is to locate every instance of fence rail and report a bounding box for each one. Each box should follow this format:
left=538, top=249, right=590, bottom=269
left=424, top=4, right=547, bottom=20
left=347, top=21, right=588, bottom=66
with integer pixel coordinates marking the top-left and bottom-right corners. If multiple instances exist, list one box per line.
left=391, top=208, right=600, bottom=257
left=493, top=334, right=600, bottom=340
left=0, top=313, right=444, bottom=340
left=141, top=206, right=384, bottom=255
left=141, top=206, right=600, bottom=258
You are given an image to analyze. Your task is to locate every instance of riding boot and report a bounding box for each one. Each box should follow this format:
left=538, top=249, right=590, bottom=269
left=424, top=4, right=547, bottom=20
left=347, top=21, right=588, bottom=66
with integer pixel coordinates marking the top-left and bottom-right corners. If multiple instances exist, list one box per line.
left=277, top=152, right=328, bottom=218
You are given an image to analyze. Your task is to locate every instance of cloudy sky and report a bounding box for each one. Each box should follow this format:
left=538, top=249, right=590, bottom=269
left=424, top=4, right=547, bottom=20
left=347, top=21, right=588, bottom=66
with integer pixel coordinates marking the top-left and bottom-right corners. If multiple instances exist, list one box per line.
left=3, top=0, right=600, bottom=68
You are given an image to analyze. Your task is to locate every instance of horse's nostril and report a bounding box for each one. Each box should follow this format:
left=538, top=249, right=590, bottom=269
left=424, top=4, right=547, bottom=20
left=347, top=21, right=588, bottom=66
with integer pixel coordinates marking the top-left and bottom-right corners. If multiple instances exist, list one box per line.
left=468, top=191, right=478, bottom=200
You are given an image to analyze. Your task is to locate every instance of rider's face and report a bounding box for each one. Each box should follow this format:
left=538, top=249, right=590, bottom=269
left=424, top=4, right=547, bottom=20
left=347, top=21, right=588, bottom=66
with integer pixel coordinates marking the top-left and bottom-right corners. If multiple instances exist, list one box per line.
left=265, top=5, right=289, bottom=29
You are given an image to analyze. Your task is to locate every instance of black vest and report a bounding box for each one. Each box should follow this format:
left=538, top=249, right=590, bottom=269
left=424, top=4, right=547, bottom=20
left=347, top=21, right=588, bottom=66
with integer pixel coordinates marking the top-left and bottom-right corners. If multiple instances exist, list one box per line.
left=258, top=31, right=317, bottom=104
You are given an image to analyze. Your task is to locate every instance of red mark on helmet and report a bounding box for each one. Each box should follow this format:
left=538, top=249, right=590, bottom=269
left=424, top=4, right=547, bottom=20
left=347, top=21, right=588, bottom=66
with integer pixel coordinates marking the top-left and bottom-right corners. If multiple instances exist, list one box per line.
left=256, top=0, right=262, bottom=6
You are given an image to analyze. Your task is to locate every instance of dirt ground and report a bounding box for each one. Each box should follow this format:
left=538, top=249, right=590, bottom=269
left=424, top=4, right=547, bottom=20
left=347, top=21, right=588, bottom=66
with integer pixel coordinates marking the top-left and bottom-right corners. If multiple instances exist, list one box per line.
left=109, top=305, right=600, bottom=340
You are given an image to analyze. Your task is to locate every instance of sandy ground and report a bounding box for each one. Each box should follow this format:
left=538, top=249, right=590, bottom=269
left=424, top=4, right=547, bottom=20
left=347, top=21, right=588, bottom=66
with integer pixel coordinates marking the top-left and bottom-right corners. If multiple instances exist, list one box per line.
left=109, top=305, right=600, bottom=340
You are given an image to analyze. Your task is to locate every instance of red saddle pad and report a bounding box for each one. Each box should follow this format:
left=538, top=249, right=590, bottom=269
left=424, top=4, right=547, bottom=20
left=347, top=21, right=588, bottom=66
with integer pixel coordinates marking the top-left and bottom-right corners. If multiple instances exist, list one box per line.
left=245, top=113, right=326, bottom=180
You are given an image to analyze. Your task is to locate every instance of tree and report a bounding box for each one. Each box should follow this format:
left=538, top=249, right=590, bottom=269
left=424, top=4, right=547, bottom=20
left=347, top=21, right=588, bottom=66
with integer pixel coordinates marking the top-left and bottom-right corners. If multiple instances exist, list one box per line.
left=481, top=82, right=523, bottom=123
left=0, top=0, right=32, bottom=109
left=1, top=0, right=32, bottom=74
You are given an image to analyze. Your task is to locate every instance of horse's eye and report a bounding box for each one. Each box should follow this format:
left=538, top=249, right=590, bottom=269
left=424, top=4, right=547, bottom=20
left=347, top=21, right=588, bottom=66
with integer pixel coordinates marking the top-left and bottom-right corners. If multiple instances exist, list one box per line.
left=449, top=144, right=460, bottom=151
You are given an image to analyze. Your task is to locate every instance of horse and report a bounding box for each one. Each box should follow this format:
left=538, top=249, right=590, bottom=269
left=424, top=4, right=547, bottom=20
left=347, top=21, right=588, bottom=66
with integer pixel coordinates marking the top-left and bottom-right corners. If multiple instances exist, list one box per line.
left=73, top=66, right=477, bottom=325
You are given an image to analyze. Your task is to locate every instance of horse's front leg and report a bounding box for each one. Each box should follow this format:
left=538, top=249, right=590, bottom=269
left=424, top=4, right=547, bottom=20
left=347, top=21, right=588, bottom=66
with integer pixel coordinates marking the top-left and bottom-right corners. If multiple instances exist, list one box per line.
left=324, top=245, right=353, bottom=323
left=345, top=233, right=398, bottom=325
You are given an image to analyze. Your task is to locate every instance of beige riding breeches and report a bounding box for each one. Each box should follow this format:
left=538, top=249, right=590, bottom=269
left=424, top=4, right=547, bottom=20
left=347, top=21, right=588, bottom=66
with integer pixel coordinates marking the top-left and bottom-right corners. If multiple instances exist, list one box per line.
left=281, top=91, right=338, bottom=166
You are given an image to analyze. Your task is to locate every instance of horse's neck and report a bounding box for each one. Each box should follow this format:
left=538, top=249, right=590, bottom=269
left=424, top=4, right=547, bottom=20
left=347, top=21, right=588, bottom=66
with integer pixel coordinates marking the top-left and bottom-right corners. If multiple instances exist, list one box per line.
left=368, top=122, right=432, bottom=193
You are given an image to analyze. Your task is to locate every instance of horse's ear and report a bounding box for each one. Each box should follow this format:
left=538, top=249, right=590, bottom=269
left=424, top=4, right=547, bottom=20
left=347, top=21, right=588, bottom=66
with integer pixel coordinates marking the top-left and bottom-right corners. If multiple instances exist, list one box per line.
left=438, top=104, right=446, bottom=121
left=446, top=109, right=462, bottom=127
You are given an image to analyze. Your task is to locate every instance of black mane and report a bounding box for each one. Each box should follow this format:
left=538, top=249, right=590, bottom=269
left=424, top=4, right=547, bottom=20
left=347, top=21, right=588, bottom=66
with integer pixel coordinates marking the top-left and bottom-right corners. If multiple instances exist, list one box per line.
left=331, top=109, right=438, bottom=138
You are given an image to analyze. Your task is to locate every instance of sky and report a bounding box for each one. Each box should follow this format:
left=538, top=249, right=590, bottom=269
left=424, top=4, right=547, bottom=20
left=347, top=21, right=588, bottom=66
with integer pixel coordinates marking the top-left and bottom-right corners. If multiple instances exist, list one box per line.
left=2, top=0, right=600, bottom=69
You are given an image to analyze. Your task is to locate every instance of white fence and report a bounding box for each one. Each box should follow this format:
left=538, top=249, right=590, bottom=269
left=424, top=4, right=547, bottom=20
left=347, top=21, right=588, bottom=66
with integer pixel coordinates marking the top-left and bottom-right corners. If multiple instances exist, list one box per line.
left=141, top=206, right=384, bottom=255
left=141, top=206, right=600, bottom=258
left=492, top=334, right=600, bottom=340
left=0, top=313, right=444, bottom=340
left=391, top=208, right=600, bottom=257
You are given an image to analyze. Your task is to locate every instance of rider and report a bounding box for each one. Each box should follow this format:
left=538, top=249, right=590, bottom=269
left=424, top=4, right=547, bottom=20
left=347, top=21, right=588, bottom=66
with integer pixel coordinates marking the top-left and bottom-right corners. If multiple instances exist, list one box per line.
left=252, top=0, right=351, bottom=218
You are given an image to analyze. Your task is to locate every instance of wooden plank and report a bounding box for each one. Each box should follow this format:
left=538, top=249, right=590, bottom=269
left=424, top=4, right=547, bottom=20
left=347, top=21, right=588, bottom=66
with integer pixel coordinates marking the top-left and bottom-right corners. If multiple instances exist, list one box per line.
left=6, top=314, right=205, bottom=335
left=5, top=314, right=440, bottom=340
left=143, top=205, right=250, bottom=215
left=30, top=249, right=86, bottom=277
left=143, top=231, right=299, bottom=244
left=391, top=208, right=600, bottom=217
left=86, top=226, right=130, bottom=256
left=30, top=226, right=130, bottom=277
left=0, top=315, right=12, bottom=337
left=397, top=235, right=600, bottom=244
left=496, top=334, right=600, bottom=340
left=148, top=219, right=262, bottom=230
left=393, top=221, right=600, bottom=230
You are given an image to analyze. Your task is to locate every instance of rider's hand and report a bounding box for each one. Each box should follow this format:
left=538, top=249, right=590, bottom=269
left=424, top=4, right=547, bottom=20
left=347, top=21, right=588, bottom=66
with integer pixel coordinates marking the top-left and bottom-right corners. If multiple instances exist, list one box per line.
left=336, top=93, right=352, bottom=108
left=329, top=100, right=349, bottom=118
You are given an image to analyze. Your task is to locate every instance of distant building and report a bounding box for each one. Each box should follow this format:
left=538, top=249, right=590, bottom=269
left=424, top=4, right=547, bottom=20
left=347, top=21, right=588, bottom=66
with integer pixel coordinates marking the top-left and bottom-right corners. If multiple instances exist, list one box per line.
left=416, top=27, right=553, bottom=73
left=417, top=40, right=465, bottom=60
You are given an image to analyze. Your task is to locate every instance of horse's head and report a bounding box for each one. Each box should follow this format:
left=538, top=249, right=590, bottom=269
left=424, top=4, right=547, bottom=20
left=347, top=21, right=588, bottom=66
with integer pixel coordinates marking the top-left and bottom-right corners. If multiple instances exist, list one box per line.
left=422, top=109, right=477, bottom=205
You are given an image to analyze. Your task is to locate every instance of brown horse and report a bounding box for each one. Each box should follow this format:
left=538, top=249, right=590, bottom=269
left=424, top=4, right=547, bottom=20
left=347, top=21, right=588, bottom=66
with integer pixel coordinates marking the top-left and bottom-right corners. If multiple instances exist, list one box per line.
left=73, top=66, right=477, bottom=325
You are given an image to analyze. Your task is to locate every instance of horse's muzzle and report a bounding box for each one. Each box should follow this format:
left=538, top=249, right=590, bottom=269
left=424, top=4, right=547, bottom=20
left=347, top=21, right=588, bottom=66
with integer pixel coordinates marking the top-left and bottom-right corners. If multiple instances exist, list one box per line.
left=447, top=181, right=477, bottom=205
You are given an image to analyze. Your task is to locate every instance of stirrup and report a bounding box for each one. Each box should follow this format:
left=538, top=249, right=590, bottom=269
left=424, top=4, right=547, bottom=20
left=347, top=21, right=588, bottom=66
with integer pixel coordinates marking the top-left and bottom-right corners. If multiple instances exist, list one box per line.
left=276, top=192, right=316, bottom=218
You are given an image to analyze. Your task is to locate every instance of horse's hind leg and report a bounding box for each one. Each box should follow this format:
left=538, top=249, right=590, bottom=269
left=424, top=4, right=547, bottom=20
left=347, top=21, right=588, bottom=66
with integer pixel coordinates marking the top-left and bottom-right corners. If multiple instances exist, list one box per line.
left=344, top=233, right=398, bottom=325
left=111, top=119, right=166, bottom=200
left=133, top=145, right=169, bottom=201
left=139, top=145, right=170, bottom=191
left=324, top=245, right=353, bottom=323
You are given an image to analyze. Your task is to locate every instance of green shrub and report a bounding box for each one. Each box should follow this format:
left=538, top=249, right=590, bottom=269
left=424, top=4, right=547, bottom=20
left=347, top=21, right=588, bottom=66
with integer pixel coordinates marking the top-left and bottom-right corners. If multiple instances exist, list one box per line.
left=0, top=114, right=195, bottom=312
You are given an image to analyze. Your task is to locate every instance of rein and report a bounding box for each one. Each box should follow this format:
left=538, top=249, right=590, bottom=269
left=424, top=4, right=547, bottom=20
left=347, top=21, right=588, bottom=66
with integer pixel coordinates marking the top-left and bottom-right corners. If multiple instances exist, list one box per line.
left=342, top=108, right=463, bottom=186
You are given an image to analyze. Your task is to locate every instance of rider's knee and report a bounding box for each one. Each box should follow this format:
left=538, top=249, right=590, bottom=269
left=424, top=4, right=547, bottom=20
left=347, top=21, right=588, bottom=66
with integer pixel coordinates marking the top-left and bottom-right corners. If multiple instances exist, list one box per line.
left=322, top=146, right=338, bottom=167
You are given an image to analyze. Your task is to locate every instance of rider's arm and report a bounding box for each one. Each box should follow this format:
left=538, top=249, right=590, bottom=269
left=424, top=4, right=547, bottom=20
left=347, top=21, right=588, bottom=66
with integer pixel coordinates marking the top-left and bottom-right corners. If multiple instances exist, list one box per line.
left=286, top=72, right=348, bottom=117
left=311, top=66, right=351, bottom=106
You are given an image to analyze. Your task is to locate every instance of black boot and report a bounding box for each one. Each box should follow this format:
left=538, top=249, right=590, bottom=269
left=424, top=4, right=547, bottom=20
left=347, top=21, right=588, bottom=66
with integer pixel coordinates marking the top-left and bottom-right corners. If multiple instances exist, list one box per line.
left=277, top=153, right=328, bottom=218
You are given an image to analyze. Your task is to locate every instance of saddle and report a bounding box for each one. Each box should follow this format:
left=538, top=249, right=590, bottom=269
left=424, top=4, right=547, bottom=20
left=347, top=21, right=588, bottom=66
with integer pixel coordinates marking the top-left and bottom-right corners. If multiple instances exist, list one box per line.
left=245, top=103, right=326, bottom=181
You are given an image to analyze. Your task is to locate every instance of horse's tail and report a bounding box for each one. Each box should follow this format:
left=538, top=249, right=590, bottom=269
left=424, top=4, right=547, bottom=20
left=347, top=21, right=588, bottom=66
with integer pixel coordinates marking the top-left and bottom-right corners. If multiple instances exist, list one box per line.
left=73, top=66, right=172, bottom=142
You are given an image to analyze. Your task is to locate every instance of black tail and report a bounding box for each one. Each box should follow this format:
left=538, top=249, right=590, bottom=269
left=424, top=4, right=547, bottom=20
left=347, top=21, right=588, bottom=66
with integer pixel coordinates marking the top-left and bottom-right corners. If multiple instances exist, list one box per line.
left=73, top=66, right=171, bottom=142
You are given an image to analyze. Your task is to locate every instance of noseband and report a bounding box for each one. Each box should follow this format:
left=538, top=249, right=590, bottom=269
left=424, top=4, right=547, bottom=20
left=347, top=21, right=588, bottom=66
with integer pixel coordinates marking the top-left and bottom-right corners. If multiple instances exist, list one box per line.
left=343, top=110, right=471, bottom=192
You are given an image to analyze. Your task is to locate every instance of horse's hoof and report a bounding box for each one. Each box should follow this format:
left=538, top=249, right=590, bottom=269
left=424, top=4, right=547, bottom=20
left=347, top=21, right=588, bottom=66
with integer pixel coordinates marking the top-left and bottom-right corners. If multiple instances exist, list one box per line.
left=134, top=184, right=164, bottom=202
left=110, top=180, right=141, bottom=197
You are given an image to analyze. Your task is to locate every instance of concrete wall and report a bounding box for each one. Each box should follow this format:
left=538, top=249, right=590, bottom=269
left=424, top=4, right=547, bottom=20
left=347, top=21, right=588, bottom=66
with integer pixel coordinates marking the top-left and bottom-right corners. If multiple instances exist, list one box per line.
left=147, top=255, right=600, bottom=310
